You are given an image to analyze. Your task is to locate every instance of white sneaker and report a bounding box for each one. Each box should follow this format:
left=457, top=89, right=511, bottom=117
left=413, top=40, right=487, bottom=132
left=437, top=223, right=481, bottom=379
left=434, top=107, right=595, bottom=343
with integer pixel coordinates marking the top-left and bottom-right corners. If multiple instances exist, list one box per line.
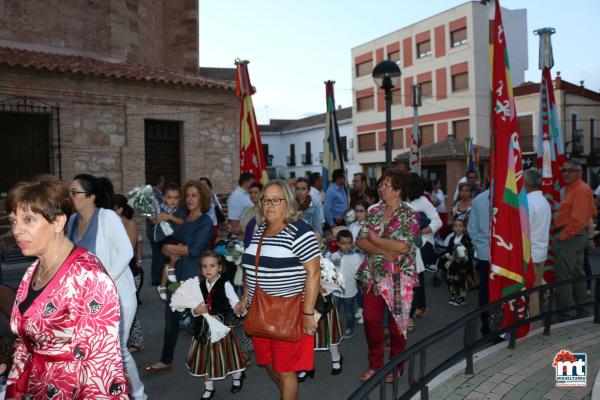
left=157, top=286, right=167, bottom=301
left=355, top=307, right=363, bottom=319
left=357, top=316, right=364, bottom=325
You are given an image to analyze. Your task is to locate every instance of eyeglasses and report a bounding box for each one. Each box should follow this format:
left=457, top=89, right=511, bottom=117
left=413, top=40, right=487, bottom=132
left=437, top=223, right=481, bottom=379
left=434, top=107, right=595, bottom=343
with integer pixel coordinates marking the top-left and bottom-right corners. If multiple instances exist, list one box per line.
left=378, top=183, right=393, bottom=190
left=354, top=209, right=366, bottom=213
left=261, top=197, right=286, bottom=206
left=68, top=190, right=88, bottom=197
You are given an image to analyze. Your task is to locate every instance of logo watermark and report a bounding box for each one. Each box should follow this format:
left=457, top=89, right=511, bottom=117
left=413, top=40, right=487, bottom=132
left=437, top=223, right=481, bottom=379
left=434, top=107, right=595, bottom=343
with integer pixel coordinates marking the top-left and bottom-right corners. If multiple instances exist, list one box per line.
left=553, top=349, right=587, bottom=387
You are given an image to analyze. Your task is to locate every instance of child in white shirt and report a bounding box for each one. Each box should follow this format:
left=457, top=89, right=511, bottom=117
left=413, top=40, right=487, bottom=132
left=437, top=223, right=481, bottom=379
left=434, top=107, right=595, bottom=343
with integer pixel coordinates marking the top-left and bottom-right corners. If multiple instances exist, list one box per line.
left=329, top=229, right=364, bottom=337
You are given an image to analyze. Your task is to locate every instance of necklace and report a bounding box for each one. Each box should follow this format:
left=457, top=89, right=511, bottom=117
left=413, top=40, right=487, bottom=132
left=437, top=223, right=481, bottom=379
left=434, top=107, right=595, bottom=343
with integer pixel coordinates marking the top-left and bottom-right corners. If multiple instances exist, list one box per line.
left=33, top=238, right=66, bottom=290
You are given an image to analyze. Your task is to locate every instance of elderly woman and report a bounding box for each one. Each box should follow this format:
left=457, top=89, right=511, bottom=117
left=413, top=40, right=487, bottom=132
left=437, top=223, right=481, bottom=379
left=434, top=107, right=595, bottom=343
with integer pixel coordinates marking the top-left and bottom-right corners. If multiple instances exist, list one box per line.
left=356, top=170, right=419, bottom=382
left=145, top=180, right=214, bottom=374
left=5, top=175, right=127, bottom=399
left=66, top=174, right=146, bottom=399
left=295, top=177, right=323, bottom=237
left=238, top=180, right=320, bottom=400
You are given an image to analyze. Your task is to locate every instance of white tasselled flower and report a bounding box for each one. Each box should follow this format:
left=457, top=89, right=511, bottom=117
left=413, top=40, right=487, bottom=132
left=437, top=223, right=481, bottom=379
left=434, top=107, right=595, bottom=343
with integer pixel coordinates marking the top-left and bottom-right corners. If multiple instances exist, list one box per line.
left=320, top=257, right=345, bottom=295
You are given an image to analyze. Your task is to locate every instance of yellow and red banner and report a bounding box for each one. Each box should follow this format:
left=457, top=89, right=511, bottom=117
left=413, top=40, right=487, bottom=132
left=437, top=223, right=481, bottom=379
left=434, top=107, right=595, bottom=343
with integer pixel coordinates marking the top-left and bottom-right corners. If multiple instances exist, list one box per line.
left=236, top=60, right=269, bottom=185
left=489, top=0, right=535, bottom=337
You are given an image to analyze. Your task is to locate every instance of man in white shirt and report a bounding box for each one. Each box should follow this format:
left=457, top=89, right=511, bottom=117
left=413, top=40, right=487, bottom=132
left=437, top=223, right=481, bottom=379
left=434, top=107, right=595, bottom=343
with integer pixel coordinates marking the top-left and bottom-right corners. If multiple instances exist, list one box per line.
left=309, top=172, right=324, bottom=207
left=227, top=172, right=256, bottom=236
left=524, top=168, right=551, bottom=322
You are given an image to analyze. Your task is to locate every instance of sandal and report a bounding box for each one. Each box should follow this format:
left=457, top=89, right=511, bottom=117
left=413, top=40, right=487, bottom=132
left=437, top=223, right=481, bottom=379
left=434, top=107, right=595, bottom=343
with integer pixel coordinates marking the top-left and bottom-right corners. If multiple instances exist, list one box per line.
left=128, top=346, right=143, bottom=353
left=157, top=286, right=167, bottom=301
left=361, top=369, right=376, bottom=382
left=165, top=265, right=177, bottom=283
left=414, top=308, right=427, bottom=318
left=407, top=319, right=415, bottom=332
left=143, top=362, right=172, bottom=374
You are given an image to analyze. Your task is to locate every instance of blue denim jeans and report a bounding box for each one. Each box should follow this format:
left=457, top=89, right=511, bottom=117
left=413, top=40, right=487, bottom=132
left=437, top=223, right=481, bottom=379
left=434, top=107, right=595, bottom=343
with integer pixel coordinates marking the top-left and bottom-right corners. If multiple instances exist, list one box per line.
left=333, top=294, right=357, bottom=331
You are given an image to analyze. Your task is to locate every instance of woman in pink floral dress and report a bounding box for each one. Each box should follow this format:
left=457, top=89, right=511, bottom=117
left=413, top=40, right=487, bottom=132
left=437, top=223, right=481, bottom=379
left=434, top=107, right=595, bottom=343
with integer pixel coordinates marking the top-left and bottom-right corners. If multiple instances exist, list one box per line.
left=356, top=170, right=419, bottom=383
left=5, top=175, right=127, bottom=399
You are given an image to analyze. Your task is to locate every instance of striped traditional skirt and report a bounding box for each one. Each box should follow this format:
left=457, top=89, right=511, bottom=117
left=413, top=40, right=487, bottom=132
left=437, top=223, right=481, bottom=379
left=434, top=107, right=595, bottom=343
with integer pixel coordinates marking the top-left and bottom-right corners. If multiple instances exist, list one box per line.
left=186, top=330, right=245, bottom=379
left=314, top=303, right=343, bottom=350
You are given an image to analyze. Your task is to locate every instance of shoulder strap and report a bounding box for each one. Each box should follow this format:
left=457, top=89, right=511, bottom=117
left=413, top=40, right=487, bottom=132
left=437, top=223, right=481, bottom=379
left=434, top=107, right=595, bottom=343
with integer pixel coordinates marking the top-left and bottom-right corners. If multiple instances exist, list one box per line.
left=254, top=229, right=266, bottom=289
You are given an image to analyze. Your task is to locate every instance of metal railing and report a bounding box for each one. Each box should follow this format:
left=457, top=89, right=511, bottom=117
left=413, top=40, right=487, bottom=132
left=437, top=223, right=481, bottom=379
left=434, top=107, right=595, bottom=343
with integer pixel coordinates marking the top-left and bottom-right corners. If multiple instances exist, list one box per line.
left=348, top=274, right=600, bottom=400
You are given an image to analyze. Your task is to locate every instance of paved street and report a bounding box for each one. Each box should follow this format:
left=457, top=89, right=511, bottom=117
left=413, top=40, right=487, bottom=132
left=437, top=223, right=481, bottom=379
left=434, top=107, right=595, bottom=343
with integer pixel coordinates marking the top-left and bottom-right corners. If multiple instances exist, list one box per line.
left=133, top=247, right=600, bottom=400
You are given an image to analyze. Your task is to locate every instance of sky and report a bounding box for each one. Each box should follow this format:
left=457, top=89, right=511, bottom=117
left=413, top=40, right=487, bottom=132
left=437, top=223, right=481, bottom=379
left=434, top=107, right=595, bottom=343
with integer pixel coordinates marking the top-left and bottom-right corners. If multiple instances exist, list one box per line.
left=199, top=0, right=600, bottom=125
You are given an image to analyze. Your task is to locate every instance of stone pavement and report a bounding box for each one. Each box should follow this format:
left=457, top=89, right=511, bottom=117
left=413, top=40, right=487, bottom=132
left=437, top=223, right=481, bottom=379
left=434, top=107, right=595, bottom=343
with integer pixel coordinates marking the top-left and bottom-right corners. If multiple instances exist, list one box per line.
left=427, top=319, right=600, bottom=400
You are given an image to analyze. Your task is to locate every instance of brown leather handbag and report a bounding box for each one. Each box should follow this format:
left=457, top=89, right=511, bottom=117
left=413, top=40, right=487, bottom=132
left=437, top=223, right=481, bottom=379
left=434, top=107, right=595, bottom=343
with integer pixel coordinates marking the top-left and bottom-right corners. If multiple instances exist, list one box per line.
left=243, top=231, right=304, bottom=342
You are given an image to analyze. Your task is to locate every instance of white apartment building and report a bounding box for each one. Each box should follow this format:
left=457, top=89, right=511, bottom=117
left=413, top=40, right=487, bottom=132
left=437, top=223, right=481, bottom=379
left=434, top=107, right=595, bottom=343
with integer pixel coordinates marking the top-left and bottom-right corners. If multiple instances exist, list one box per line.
left=259, top=107, right=361, bottom=182
left=351, top=1, right=527, bottom=178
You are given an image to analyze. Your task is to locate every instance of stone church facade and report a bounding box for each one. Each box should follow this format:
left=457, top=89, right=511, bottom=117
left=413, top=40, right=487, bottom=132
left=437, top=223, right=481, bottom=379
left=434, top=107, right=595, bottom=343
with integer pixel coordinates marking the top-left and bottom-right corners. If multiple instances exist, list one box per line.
left=0, top=0, right=239, bottom=249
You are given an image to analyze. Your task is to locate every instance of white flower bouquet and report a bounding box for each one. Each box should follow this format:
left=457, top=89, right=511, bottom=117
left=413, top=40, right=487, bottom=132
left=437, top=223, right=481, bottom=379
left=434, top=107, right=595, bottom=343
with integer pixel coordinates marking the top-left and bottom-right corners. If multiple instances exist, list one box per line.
left=454, top=244, right=468, bottom=261
left=320, top=257, right=345, bottom=295
left=170, top=277, right=230, bottom=343
left=127, top=185, right=161, bottom=218
left=225, top=240, right=245, bottom=287
left=344, top=209, right=356, bottom=225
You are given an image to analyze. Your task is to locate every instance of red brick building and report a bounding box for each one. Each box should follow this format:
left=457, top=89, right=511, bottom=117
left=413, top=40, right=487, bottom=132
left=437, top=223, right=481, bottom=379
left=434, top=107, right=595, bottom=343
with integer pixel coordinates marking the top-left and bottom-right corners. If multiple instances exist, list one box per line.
left=0, top=0, right=239, bottom=248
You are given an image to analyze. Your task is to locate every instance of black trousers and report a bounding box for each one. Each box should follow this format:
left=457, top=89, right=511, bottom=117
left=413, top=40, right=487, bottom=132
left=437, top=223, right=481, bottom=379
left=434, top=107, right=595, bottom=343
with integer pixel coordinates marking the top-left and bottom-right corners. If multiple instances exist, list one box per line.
left=410, top=272, right=426, bottom=318
left=160, top=291, right=181, bottom=364
left=477, top=260, right=490, bottom=335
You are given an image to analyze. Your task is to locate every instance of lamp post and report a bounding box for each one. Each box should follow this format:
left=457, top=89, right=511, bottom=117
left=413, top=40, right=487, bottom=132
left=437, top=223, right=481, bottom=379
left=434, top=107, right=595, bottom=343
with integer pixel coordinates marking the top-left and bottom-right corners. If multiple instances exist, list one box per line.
left=372, top=60, right=401, bottom=169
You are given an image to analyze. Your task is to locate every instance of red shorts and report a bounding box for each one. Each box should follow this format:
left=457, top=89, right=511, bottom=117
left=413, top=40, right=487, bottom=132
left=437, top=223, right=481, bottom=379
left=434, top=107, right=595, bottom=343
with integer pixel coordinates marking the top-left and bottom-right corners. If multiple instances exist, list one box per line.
left=252, top=335, right=314, bottom=373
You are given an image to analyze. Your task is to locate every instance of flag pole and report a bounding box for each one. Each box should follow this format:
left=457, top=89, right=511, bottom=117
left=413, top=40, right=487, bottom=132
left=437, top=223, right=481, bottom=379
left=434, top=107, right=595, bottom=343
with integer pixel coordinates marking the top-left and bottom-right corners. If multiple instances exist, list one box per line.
left=534, top=27, right=564, bottom=285
left=409, top=84, right=422, bottom=174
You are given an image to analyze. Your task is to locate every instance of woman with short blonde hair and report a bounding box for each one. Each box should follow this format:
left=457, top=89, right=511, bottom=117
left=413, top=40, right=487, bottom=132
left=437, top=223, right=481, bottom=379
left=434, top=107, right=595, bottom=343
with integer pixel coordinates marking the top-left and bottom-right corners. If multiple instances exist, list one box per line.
left=238, top=179, right=321, bottom=400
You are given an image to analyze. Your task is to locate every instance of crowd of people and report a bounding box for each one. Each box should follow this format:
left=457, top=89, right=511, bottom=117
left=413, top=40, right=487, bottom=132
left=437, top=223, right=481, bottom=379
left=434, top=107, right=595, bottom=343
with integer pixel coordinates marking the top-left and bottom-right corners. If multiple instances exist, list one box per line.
left=1, top=157, right=598, bottom=399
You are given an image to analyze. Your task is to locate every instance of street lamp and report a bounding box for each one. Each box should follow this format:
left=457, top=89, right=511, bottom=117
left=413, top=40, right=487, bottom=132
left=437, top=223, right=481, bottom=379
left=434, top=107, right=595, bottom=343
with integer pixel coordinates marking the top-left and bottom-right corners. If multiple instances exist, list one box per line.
left=372, top=60, right=401, bottom=169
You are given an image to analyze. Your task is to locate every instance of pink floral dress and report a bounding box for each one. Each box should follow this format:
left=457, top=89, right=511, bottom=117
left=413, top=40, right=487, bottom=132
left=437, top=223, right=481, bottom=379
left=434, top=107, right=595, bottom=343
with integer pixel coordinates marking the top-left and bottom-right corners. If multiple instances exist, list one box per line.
left=6, top=247, right=128, bottom=399
left=357, top=202, right=419, bottom=335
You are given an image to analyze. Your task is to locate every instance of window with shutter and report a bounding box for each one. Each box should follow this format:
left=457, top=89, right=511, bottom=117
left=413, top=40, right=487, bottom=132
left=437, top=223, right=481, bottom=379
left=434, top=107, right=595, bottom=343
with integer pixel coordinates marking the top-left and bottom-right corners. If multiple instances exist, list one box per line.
left=420, top=124, right=434, bottom=145
left=452, top=72, right=469, bottom=91
left=417, top=40, right=432, bottom=58
left=358, top=132, right=376, bottom=152
left=450, top=28, right=468, bottom=47
left=452, top=119, right=470, bottom=141
left=357, top=95, right=374, bottom=112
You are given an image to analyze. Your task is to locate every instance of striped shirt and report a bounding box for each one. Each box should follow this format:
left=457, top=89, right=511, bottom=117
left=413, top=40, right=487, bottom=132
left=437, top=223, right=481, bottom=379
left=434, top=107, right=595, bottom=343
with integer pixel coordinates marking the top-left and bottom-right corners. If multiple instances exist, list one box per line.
left=242, top=219, right=320, bottom=302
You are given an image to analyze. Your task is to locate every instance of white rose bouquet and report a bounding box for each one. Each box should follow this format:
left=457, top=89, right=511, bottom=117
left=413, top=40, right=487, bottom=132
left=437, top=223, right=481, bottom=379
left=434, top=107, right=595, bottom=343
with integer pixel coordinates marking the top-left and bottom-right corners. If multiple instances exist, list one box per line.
left=320, top=257, right=345, bottom=295
left=127, top=185, right=161, bottom=218
left=225, top=240, right=245, bottom=287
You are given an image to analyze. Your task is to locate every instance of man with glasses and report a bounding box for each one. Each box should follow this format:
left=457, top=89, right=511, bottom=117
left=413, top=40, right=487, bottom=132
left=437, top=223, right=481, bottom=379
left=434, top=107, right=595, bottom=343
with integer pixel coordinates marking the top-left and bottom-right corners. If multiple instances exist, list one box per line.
left=554, top=160, right=597, bottom=320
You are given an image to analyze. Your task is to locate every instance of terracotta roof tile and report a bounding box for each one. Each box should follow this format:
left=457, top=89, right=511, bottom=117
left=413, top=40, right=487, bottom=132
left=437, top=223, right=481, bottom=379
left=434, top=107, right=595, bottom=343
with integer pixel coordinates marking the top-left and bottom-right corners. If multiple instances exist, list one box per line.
left=394, top=136, right=489, bottom=162
left=0, top=46, right=236, bottom=90
left=261, top=107, right=352, bottom=132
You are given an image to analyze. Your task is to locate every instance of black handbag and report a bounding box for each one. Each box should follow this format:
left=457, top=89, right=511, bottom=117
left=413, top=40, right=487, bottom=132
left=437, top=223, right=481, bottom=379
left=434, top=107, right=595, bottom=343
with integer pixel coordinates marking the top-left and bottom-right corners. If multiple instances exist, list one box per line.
left=315, top=293, right=333, bottom=315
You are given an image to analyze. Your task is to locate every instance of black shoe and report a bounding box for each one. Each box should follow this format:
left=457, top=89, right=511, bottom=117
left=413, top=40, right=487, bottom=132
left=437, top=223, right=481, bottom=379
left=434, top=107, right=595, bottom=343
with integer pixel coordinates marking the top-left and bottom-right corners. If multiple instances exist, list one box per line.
left=231, top=378, right=243, bottom=393
left=331, top=355, right=343, bottom=375
left=297, top=369, right=315, bottom=382
left=201, top=388, right=215, bottom=399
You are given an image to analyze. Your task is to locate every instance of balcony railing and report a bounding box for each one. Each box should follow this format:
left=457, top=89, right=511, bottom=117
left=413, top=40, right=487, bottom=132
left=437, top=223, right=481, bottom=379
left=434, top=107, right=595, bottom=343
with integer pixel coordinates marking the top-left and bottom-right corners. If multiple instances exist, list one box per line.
left=301, top=153, right=312, bottom=165
left=286, top=155, right=295, bottom=166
